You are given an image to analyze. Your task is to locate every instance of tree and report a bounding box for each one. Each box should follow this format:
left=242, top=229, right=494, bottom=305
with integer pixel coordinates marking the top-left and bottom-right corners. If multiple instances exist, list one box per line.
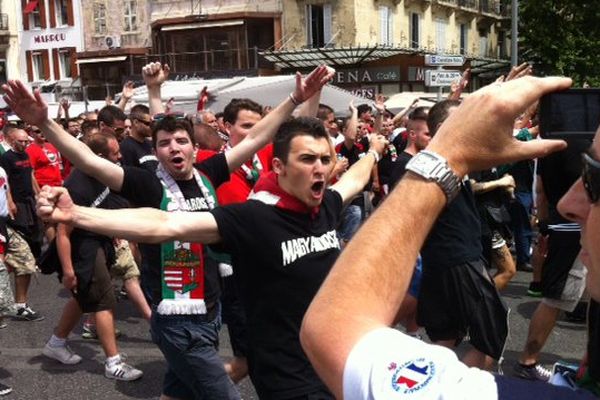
left=519, top=1, right=600, bottom=86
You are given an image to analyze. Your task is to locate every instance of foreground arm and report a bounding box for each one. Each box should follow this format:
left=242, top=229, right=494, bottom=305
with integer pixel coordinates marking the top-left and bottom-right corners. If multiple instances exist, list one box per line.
left=225, top=65, right=334, bottom=172
left=300, top=75, right=571, bottom=397
left=2, top=81, right=124, bottom=191
left=37, top=187, right=221, bottom=244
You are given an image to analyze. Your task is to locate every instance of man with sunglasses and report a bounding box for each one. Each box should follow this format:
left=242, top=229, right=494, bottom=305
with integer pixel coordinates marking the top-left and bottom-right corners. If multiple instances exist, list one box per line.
left=26, top=125, right=63, bottom=189
left=3, top=65, right=334, bottom=400
left=97, top=105, right=127, bottom=142
left=120, top=104, right=158, bottom=172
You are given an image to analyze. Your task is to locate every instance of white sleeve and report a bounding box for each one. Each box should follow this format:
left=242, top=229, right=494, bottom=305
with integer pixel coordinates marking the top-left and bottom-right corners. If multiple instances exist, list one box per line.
left=343, top=327, right=498, bottom=400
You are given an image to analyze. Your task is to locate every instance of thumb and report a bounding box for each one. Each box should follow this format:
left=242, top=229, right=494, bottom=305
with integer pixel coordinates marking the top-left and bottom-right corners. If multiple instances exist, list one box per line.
left=512, top=139, right=567, bottom=162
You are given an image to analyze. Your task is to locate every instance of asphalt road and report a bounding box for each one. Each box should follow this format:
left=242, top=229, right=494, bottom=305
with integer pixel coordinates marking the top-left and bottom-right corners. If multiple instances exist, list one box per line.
left=0, top=269, right=588, bottom=399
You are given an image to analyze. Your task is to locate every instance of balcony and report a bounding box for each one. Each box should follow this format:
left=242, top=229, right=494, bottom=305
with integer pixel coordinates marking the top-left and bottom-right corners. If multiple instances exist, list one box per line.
left=458, top=0, right=478, bottom=10
left=479, top=0, right=501, bottom=15
left=0, top=14, right=8, bottom=32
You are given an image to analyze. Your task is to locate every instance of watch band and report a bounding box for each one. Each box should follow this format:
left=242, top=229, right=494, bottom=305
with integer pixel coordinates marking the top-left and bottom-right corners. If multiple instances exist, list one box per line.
left=367, top=149, right=380, bottom=163
left=405, top=150, right=461, bottom=201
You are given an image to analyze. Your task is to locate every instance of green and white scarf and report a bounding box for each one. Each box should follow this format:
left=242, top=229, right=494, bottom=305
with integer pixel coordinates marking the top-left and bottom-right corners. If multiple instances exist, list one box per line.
left=155, top=163, right=217, bottom=315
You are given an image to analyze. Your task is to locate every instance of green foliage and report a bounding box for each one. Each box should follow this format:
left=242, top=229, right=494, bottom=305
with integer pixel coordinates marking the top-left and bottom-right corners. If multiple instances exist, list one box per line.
left=520, top=1, right=600, bottom=86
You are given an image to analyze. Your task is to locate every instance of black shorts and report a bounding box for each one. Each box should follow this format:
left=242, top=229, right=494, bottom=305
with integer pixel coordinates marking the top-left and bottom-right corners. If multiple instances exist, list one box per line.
left=417, top=259, right=509, bottom=360
left=541, top=228, right=581, bottom=299
left=73, top=248, right=116, bottom=313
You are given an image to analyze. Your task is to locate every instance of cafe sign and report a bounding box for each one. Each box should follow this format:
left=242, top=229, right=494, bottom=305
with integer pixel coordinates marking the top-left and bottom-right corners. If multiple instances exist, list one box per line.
left=332, top=67, right=401, bottom=84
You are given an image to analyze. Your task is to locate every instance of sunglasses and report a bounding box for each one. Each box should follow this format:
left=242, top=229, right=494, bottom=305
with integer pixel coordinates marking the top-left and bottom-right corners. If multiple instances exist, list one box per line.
left=153, top=112, right=186, bottom=122
left=112, top=127, right=126, bottom=136
left=135, top=118, right=152, bottom=126
left=582, top=152, right=600, bottom=203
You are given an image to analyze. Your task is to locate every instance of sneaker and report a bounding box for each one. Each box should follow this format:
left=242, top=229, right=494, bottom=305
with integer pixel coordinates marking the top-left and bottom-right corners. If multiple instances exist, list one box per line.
left=105, top=360, right=143, bottom=381
left=565, top=302, right=588, bottom=323
left=14, top=305, right=44, bottom=322
left=82, top=324, right=122, bottom=340
left=527, top=282, right=542, bottom=297
left=513, top=362, right=552, bottom=382
left=42, top=343, right=82, bottom=365
left=0, top=382, right=11, bottom=396
left=517, top=263, right=534, bottom=272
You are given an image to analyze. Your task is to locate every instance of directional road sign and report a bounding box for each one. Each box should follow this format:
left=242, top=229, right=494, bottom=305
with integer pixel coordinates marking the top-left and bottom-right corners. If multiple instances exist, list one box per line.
left=424, top=55, right=465, bottom=67
left=425, top=70, right=462, bottom=87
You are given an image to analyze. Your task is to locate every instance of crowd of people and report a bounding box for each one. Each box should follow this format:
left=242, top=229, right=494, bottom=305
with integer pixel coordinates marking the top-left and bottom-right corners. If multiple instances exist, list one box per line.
left=0, top=60, right=596, bottom=399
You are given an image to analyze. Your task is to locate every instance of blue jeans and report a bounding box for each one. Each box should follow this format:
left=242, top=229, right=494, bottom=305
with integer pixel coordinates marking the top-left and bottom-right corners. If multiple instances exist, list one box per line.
left=509, top=191, right=533, bottom=266
left=337, top=205, right=362, bottom=242
left=150, top=303, right=240, bottom=400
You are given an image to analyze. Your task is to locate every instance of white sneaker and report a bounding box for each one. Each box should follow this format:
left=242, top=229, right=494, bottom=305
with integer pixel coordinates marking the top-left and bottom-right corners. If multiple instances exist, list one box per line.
left=42, top=343, right=82, bottom=365
left=105, top=360, right=143, bottom=381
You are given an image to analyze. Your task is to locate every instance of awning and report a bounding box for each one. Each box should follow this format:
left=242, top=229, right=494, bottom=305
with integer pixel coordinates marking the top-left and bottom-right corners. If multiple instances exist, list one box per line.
left=76, top=56, right=127, bottom=65
left=161, top=20, right=244, bottom=32
left=23, top=0, right=39, bottom=14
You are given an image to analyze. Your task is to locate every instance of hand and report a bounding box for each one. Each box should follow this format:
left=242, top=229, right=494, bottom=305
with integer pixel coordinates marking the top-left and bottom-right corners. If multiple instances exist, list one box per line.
left=348, top=100, right=357, bottom=114
left=372, top=180, right=381, bottom=193
left=292, top=65, right=335, bottom=103
left=427, top=76, right=571, bottom=177
left=501, top=174, right=515, bottom=188
left=449, top=68, right=470, bottom=100
left=121, top=80, right=135, bottom=100
left=36, top=186, right=75, bottom=224
left=2, top=80, right=49, bottom=126
left=332, top=157, right=349, bottom=176
left=105, top=95, right=113, bottom=105
left=374, top=94, right=386, bottom=114
left=368, top=134, right=388, bottom=157
left=165, top=98, right=175, bottom=113
left=142, top=62, right=170, bottom=89
left=60, top=97, right=70, bottom=111
left=63, top=271, right=77, bottom=292
left=506, top=62, right=532, bottom=81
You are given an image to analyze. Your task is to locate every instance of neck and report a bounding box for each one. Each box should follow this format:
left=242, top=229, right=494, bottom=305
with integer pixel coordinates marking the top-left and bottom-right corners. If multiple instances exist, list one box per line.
left=405, top=143, right=418, bottom=156
left=131, top=130, right=146, bottom=143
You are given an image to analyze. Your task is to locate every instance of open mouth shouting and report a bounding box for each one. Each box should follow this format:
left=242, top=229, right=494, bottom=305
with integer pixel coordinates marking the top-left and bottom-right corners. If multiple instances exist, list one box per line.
left=170, top=156, right=185, bottom=170
left=311, top=180, right=325, bottom=200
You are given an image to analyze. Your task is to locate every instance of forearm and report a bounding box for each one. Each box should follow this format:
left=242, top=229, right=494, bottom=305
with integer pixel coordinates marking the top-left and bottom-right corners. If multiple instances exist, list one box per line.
left=343, top=111, right=358, bottom=147
left=117, top=96, right=129, bottom=111
left=147, top=86, right=164, bottom=115
left=295, top=89, right=321, bottom=117
left=333, top=152, right=377, bottom=201
left=302, top=174, right=446, bottom=397
left=56, top=224, right=74, bottom=275
left=70, top=205, right=220, bottom=244
left=470, top=179, right=506, bottom=194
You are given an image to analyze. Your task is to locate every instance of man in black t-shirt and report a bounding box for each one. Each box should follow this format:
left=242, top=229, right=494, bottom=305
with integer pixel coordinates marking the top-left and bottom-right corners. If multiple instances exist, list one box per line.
left=37, top=117, right=387, bottom=400
left=120, top=104, right=158, bottom=172
left=6, top=66, right=334, bottom=400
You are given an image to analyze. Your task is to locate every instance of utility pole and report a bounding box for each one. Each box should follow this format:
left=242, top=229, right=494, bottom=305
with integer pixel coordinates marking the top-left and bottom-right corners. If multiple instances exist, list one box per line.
left=511, top=0, right=518, bottom=66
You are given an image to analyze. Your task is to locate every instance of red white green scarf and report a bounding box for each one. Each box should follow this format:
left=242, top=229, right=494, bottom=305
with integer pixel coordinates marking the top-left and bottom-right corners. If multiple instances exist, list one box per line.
left=248, top=171, right=320, bottom=217
left=156, top=163, right=217, bottom=315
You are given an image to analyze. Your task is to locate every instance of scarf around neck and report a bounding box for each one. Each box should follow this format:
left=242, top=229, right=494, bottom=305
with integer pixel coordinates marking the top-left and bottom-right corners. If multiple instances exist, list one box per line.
left=248, top=171, right=320, bottom=217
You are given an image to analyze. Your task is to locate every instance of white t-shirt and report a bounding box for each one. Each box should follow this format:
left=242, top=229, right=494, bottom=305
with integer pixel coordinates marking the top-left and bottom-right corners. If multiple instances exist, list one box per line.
left=0, top=167, right=9, bottom=218
left=343, top=328, right=498, bottom=399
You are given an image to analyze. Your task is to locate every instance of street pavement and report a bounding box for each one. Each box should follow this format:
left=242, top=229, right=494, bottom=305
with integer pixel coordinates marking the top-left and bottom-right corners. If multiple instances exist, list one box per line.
left=0, top=269, right=587, bottom=399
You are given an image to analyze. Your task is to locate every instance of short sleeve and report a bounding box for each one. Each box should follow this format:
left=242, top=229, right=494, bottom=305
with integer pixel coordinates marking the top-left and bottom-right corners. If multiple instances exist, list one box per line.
left=343, top=328, right=498, bottom=400
left=194, top=152, right=230, bottom=189
left=119, top=166, right=163, bottom=207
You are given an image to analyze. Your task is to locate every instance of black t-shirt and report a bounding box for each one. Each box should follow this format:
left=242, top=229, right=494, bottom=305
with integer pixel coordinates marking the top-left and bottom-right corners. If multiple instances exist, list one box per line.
left=588, top=300, right=600, bottom=384
left=65, top=169, right=128, bottom=286
left=210, top=190, right=343, bottom=399
left=119, top=136, right=158, bottom=172
left=388, top=151, right=413, bottom=190
left=336, top=137, right=370, bottom=206
left=421, top=181, right=482, bottom=270
left=508, top=160, right=534, bottom=193
left=537, top=138, right=591, bottom=223
left=0, top=150, right=33, bottom=202
left=119, top=153, right=230, bottom=307
left=470, top=169, right=511, bottom=208
left=377, top=143, right=401, bottom=187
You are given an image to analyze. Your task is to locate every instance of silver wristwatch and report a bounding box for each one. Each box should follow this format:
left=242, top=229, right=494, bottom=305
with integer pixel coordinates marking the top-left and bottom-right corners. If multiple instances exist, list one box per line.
left=405, top=150, right=461, bottom=201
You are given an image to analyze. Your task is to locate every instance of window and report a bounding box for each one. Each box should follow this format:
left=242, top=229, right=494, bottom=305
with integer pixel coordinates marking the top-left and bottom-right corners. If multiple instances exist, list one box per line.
left=30, top=6, right=42, bottom=28
left=435, top=18, right=446, bottom=52
left=479, top=29, right=488, bottom=57
left=93, top=2, right=107, bottom=34
left=55, top=0, right=69, bottom=26
left=124, top=0, right=138, bottom=32
left=379, top=6, right=393, bottom=45
left=306, top=4, right=332, bottom=48
left=410, top=13, right=420, bottom=49
left=59, top=50, right=71, bottom=78
left=32, top=52, right=44, bottom=81
left=497, top=30, right=506, bottom=58
left=459, top=23, right=468, bottom=55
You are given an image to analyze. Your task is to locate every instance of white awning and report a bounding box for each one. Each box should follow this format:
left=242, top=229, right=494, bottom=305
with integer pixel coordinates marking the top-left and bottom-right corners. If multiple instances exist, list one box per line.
left=161, top=20, right=244, bottom=32
left=76, top=56, right=127, bottom=65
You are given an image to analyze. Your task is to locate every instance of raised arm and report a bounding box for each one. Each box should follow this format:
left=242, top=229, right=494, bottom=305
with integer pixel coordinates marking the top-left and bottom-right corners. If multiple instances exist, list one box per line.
left=391, top=97, right=418, bottom=126
left=372, top=94, right=385, bottom=134
left=342, top=101, right=358, bottom=149
left=142, top=62, right=170, bottom=116
left=2, top=80, right=125, bottom=191
left=225, top=65, right=334, bottom=172
left=331, top=134, right=386, bottom=204
left=37, top=186, right=221, bottom=245
left=117, top=81, right=135, bottom=111
left=300, top=75, right=571, bottom=398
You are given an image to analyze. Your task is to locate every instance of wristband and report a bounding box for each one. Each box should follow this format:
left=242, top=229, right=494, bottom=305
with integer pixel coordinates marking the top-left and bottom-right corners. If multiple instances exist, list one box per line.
left=289, top=93, right=301, bottom=106
left=367, top=149, right=380, bottom=163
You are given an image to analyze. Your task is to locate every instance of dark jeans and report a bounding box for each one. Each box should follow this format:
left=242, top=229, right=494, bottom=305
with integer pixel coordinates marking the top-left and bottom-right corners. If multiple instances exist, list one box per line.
left=150, top=303, right=240, bottom=400
left=509, top=191, right=533, bottom=266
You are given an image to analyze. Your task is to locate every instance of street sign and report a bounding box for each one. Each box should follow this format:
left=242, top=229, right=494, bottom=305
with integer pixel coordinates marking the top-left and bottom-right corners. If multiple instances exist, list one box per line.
left=425, top=70, right=462, bottom=87
left=424, top=55, right=465, bottom=66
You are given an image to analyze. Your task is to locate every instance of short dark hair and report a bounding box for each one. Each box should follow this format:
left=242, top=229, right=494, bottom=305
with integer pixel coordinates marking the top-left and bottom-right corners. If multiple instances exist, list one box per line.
left=130, top=104, right=149, bottom=118
left=222, top=98, right=263, bottom=124
left=357, top=104, right=372, bottom=118
left=151, top=115, right=195, bottom=148
left=98, top=105, right=127, bottom=127
left=408, top=106, right=430, bottom=122
left=316, top=104, right=334, bottom=122
left=67, top=118, right=79, bottom=125
left=427, top=100, right=460, bottom=136
left=273, top=117, right=329, bottom=164
left=85, top=132, right=116, bottom=157
left=80, top=120, right=98, bottom=136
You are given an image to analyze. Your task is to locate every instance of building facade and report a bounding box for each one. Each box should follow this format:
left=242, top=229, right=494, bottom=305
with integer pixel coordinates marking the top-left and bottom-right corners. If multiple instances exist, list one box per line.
left=0, top=1, right=21, bottom=84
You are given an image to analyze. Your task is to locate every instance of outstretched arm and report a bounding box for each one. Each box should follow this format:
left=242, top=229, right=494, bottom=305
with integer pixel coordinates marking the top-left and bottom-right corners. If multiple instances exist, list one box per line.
left=225, top=65, right=334, bottom=172
left=300, top=75, right=571, bottom=398
left=142, top=62, right=170, bottom=116
left=37, top=186, right=222, bottom=244
left=2, top=80, right=125, bottom=191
